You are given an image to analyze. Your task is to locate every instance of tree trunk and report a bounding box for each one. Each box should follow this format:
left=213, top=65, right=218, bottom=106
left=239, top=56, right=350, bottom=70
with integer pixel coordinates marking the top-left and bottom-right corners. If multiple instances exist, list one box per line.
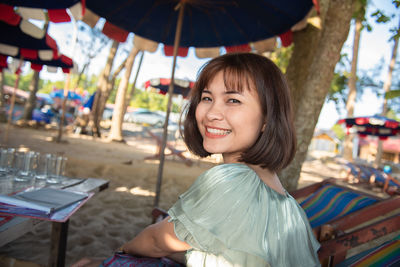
left=97, top=56, right=128, bottom=121
left=343, top=17, right=363, bottom=161
left=125, top=51, right=144, bottom=112
left=107, top=46, right=139, bottom=142
left=22, top=71, right=40, bottom=121
left=89, top=40, right=119, bottom=137
left=280, top=0, right=354, bottom=191
left=375, top=18, right=399, bottom=166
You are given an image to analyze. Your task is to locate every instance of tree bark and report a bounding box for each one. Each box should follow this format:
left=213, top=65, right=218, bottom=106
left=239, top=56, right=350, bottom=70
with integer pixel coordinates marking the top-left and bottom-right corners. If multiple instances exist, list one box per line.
left=280, top=0, right=354, bottom=191
left=107, top=46, right=139, bottom=142
left=22, top=71, right=40, bottom=121
left=125, top=51, right=144, bottom=113
left=97, top=56, right=127, bottom=121
left=89, top=40, right=119, bottom=137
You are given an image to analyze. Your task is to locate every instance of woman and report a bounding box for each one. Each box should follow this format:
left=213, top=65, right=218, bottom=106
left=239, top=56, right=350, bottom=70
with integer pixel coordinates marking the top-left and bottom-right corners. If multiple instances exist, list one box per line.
left=75, top=53, right=320, bottom=267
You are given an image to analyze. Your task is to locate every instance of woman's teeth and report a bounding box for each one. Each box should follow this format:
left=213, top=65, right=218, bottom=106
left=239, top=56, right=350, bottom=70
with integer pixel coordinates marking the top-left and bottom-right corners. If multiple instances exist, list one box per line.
left=206, top=128, right=231, bottom=135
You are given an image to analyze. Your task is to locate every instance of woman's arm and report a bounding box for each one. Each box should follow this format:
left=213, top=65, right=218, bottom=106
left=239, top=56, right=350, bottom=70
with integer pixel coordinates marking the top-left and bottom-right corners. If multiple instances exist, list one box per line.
left=122, top=216, right=191, bottom=258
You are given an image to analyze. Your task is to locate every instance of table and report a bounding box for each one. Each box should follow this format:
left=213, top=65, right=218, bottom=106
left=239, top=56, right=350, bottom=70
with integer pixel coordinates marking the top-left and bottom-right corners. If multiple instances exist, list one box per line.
left=0, top=177, right=109, bottom=267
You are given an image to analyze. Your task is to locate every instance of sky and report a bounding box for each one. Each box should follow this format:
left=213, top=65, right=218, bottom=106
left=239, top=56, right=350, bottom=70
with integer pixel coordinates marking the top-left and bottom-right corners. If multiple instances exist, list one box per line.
left=35, top=0, right=400, bottom=130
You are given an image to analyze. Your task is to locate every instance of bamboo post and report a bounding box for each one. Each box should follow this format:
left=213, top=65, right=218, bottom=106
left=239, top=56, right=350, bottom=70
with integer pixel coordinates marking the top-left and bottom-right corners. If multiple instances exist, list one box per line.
left=154, top=2, right=185, bottom=208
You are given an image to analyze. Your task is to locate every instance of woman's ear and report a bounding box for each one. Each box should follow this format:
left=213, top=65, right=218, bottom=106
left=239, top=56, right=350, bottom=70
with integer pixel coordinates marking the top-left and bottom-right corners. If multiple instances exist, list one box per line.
left=261, top=122, right=266, bottom=132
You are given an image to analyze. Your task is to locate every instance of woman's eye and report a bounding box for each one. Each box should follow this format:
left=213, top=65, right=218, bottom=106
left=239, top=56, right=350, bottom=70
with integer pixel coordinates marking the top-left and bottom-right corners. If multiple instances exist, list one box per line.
left=201, top=96, right=212, bottom=102
left=228, top=98, right=241, bottom=104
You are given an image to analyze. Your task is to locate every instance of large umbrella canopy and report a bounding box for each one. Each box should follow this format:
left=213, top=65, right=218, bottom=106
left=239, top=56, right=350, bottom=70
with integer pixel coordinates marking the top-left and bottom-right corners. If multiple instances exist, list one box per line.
left=86, top=0, right=313, bottom=48
left=144, top=78, right=194, bottom=98
left=338, top=115, right=400, bottom=140
left=0, top=21, right=58, bottom=59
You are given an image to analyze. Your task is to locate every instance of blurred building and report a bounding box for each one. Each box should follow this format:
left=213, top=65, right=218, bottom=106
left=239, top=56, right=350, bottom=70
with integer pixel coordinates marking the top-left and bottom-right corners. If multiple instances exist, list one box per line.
left=309, top=129, right=340, bottom=154
left=358, top=137, right=400, bottom=164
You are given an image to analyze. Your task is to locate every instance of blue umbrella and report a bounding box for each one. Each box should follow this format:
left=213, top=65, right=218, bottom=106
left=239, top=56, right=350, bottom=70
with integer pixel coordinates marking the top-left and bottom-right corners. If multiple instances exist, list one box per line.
left=50, top=90, right=83, bottom=102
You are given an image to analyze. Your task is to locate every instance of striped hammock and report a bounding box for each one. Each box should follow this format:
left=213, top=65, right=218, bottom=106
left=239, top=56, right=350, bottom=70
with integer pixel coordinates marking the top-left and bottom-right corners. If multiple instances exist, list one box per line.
left=300, top=184, right=378, bottom=228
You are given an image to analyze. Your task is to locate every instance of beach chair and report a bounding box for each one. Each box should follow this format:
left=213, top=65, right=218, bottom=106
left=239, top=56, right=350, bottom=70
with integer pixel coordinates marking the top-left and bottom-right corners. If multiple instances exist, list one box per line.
left=144, top=129, right=192, bottom=166
left=366, top=166, right=400, bottom=195
left=334, top=234, right=400, bottom=267
left=340, top=161, right=400, bottom=196
left=342, top=162, right=369, bottom=183
left=291, top=178, right=400, bottom=265
left=318, top=214, right=400, bottom=266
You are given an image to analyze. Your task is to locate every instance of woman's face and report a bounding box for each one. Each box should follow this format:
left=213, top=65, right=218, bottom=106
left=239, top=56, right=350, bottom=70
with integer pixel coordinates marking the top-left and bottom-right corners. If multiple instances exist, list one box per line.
left=195, top=71, right=265, bottom=163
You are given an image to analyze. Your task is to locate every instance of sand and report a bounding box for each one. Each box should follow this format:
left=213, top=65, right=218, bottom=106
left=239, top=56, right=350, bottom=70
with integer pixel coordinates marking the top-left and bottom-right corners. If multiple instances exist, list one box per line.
left=0, top=124, right=396, bottom=266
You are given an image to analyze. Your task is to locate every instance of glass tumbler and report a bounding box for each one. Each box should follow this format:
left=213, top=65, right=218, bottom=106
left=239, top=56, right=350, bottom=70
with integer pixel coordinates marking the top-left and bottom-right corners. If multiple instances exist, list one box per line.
left=14, top=151, right=37, bottom=182
left=0, top=148, right=15, bottom=178
left=35, top=153, right=52, bottom=180
left=46, top=155, right=67, bottom=184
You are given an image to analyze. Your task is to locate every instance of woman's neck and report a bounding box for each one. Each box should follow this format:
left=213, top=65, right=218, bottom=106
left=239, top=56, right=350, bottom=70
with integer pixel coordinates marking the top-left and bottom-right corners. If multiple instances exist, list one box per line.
left=247, top=164, right=286, bottom=196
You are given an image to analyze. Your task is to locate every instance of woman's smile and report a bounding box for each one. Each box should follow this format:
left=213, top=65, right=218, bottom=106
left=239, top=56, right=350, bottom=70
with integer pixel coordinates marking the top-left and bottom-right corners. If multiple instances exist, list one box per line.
left=205, top=126, right=232, bottom=137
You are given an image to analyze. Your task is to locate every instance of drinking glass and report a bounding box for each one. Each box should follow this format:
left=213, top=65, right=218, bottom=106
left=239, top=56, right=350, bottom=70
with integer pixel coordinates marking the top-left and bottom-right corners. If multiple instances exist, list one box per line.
left=14, top=151, right=37, bottom=182
left=46, top=155, right=67, bottom=184
left=35, top=153, right=52, bottom=180
left=0, top=148, right=15, bottom=178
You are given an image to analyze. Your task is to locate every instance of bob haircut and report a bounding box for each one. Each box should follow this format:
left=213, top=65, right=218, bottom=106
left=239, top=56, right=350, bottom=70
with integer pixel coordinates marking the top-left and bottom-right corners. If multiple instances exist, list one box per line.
left=182, top=52, right=296, bottom=172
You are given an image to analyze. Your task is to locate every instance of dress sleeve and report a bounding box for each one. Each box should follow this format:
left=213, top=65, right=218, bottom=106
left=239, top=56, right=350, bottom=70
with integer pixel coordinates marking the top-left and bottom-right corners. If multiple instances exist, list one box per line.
left=168, top=163, right=320, bottom=266
left=168, top=164, right=266, bottom=255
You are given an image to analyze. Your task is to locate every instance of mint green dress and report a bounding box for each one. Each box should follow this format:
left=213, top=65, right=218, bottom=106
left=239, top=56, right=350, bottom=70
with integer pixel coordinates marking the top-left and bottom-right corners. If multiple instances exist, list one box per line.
left=168, top=163, right=320, bottom=267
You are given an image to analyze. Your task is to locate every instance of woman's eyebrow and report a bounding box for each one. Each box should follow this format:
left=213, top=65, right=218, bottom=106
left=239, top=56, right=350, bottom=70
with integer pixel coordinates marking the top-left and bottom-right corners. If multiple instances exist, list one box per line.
left=225, top=90, right=243, bottom=95
left=201, top=89, right=211, bottom=94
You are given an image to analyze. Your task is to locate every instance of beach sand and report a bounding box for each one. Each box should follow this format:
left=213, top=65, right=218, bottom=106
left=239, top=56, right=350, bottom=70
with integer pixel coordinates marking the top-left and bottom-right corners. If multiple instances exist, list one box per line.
left=0, top=124, right=396, bottom=266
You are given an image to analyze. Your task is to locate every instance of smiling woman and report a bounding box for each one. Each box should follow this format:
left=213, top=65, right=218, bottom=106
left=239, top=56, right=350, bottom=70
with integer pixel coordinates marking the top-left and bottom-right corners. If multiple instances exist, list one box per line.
left=72, top=53, right=320, bottom=267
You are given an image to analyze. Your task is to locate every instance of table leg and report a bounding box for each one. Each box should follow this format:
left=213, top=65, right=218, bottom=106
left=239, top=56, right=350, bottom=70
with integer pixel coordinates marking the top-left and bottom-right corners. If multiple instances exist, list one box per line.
left=48, top=220, right=69, bottom=267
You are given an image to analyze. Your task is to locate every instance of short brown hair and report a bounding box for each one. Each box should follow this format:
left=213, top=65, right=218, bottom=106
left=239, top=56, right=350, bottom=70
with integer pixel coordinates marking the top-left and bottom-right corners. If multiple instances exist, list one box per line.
left=182, top=53, right=296, bottom=172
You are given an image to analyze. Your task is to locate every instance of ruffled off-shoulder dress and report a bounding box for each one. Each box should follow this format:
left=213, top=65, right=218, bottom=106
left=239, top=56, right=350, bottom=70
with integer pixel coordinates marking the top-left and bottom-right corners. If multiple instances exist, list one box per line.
left=168, top=163, right=320, bottom=267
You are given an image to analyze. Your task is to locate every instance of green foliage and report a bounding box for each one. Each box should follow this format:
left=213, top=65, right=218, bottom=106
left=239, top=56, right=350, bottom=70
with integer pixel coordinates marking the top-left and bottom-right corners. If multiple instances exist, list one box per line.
left=385, top=89, right=400, bottom=99
left=331, top=124, right=345, bottom=141
left=40, top=80, right=65, bottom=94
left=269, top=46, right=293, bottom=73
left=4, top=70, right=44, bottom=91
left=130, top=89, right=180, bottom=113
left=371, top=10, right=391, bottom=23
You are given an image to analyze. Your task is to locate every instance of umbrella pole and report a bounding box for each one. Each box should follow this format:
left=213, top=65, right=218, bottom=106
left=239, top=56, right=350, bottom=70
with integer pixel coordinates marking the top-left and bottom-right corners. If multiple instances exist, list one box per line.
left=56, top=73, right=71, bottom=143
left=154, top=2, right=185, bottom=208
left=4, top=61, right=23, bottom=143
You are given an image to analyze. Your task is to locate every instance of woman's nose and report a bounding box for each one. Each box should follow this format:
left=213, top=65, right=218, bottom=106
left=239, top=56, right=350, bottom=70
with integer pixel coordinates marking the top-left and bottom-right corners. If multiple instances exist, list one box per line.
left=206, top=103, right=224, bottom=120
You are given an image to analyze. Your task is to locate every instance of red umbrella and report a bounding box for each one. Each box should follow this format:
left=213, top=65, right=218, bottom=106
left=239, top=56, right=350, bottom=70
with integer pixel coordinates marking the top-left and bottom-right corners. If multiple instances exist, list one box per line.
left=144, top=78, right=194, bottom=99
left=338, top=115, right=400, bottom=140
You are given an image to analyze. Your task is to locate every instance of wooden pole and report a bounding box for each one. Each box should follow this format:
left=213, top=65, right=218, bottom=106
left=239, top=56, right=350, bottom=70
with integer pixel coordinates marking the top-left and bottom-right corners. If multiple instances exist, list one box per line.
left=154, top=2, right=185, bottom=208
left=56, top=73, right=70, bottom=143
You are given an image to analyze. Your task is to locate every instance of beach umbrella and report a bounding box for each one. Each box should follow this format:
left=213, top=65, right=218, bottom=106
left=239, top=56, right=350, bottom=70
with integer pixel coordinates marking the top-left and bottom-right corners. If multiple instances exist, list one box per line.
left=50, top=89, right=83, bottom=102
left=83, top=0, right=316, bottom=207
left=0, top=19, right=65, bottom=142
left=144, top=78, right=194, bottom=99
left=338, top=115, right=400, bottom=140
left=3, top=0, right=316, bottom=205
